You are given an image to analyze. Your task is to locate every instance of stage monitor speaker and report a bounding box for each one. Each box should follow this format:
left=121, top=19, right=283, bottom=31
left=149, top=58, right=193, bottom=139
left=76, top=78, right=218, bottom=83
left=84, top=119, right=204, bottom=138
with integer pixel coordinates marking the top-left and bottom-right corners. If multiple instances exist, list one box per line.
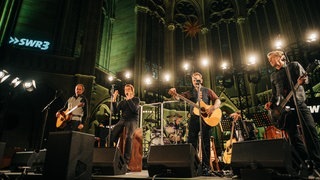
left=92, top=147, right=127, bottom=175
left=43, top=131, right=95, bottom=180
left=231, top=139, right=298, bottom=178
left=147, top=144, right=201, bottom=178
left=10, top=149, right=46, bottom=173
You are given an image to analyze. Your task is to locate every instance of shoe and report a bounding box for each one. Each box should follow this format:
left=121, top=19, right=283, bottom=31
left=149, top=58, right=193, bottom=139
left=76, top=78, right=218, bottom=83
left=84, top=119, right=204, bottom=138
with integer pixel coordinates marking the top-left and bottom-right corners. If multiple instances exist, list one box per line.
left=126, top=164, right=131, bottom=173
left=202, top=167, right=214, bottom=176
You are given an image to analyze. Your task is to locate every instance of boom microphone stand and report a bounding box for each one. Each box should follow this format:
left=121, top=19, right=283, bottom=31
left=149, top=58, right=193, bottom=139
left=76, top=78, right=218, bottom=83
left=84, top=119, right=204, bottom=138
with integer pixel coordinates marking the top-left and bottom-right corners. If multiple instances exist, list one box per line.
left=196, top=80, right=204, bottom=165
left=40, top=91, right=60, bottom=150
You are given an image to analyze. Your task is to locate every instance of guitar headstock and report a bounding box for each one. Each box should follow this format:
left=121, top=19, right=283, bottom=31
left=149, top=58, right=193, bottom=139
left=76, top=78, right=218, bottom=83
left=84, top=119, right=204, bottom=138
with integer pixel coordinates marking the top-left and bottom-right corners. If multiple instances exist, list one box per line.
left=299, top=59, right=320, bottom=85
left=168, top=89, right=177, bottom=96
left=305, top=59, right=320, bottom=74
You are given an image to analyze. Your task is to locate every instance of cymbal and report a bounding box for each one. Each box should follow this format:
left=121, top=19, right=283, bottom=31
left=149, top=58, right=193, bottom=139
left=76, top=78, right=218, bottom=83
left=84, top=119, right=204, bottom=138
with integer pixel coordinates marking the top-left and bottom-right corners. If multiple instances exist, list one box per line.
left=145, top=118, right=158, bottom=123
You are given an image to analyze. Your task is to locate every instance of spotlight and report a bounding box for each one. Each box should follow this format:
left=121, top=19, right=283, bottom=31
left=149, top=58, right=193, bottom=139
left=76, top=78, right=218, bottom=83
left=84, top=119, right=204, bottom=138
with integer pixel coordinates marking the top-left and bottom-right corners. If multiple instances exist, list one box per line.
left=0, top=70, right=10, bottom=83
left=23, top=80, right=36, bottom=92
left=10, top=77, right=22, bottom=88
left=124, top=71, right=132, bottom=79
left=108, top=76, right=114, bottom=82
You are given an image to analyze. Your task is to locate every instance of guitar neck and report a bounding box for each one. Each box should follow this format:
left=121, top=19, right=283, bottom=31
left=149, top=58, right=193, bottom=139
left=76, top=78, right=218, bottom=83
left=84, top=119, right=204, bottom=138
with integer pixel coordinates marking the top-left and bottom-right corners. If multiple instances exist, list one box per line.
left=278, top=60, right=320, bottom=109
left=228, top=121, right=235, bottom=142
left=175, top=94, right=200, bottom=109
left=66, top=105, right=79, bottom=115
left=279, top=83, right=299, bottom=109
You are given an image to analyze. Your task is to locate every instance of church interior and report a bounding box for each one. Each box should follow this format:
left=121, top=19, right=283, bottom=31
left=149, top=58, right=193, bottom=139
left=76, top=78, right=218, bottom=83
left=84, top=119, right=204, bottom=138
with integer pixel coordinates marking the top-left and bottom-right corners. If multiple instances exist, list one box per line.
left=0, top=0, right=319, bottom=179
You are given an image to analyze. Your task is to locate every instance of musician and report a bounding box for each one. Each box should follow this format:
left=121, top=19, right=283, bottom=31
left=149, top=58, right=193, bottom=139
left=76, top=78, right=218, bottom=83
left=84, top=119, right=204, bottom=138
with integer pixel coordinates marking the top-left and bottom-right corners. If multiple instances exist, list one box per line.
left=231, top=111, right=257, bottom=141
left=56, top=84, right=88, bottom=131
left=264, top=50, right=320, bottom=172
left=170, top=113, right=187, bottom=143
left=109, top=84, right=140, bottom=170
left=169, top=72, right=221, bottom=174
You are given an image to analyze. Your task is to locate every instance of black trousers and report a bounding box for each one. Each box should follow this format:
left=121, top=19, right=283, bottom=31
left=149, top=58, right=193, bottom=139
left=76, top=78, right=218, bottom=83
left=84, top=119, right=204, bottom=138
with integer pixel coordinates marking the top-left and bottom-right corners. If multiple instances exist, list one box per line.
left=187, top=115, right=212, bottom=167
left=64, top=120, right=81, bottom=131
left=284, top=103, right=320, bottom=168
left=110, top=119, right=137, bottom=164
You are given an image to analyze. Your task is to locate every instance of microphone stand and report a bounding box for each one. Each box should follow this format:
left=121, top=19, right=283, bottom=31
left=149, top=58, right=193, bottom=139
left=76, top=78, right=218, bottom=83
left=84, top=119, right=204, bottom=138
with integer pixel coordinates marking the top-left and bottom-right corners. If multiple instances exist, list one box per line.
left=40, top=93, right=59, bottom=150
left=197, top=82, right=204, bottom=165
left=283, top=57, right=317, bottom=175
left=283, top=60, right=306, bottom=144
left=107, top=84, right=115, bottom=148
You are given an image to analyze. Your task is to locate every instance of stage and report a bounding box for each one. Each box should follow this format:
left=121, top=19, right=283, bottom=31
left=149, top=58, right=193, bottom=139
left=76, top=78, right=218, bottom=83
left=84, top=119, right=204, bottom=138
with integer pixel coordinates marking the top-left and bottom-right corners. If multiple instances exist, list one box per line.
left=0, top=170, right=232, bottom=180
left=92, top=170, right=231, bottom=180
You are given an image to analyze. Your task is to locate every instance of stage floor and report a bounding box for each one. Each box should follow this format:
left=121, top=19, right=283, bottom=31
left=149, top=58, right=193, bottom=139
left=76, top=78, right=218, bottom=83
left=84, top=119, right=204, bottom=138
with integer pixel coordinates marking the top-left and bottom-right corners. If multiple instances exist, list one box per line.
left=0, top=170, right=232, bottom=180
left=92, top=170, right=231, bottom=179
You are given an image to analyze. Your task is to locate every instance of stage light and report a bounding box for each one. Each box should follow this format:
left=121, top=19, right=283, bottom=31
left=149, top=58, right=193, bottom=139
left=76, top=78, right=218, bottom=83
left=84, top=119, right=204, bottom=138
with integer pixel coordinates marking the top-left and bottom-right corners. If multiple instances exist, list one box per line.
left=182, top=62, right=190, bottom=71
left=222, top=73, right=234, bottom=88
left=306, top=31, right=318, bottom=42
left=201, top=58, right=209, bottom=66
left=124, top=71, right=132, bottom=79
left=162, top=73, right=171, bottom=82
left=10, top=77, right=22, bottom=88
left=23, top=80, right=36, bottom=92
left=0, top=70, right=10, bottom=83
left=220, top=62, right=229, bottom=70
left=108, top=76, right=114, bottom=82
left=247, top=55, right=257, bottom=66
left=144, top=76, right=152, bottom=85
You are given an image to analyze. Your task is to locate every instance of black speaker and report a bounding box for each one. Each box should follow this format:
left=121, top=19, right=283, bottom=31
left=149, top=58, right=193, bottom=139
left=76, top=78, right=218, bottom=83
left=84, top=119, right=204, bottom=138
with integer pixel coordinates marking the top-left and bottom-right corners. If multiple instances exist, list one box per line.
left=147, top=144, right=201, bottom=178
left=43, top=131, right=95, bottom=180
left=92, top=147, right=127, bottom=175
left=231, top=139, right=298, bottom=178
left=10, top=149, right=46, bottom=173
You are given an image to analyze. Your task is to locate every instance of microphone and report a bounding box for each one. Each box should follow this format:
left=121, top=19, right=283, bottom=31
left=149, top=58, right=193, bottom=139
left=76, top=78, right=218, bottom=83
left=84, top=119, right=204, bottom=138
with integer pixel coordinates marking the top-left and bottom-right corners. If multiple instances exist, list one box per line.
left=195, top=79, right=201, bottom=85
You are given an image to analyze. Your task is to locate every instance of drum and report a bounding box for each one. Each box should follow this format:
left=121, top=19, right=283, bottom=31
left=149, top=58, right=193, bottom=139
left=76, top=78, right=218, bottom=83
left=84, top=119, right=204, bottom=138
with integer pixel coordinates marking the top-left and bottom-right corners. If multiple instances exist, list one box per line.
left=150, top=137, right=170, bottom=145
left=169, top=133, right=181, bottom=142
left=165, top=124, right=175, bottom=135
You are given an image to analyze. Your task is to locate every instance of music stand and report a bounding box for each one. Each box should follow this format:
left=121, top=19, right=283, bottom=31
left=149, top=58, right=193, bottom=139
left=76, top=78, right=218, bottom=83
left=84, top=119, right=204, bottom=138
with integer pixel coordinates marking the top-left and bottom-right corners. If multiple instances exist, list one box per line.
left=253, top=112, right=273, bottom=128
left=220, top=118, right=232, bottom=132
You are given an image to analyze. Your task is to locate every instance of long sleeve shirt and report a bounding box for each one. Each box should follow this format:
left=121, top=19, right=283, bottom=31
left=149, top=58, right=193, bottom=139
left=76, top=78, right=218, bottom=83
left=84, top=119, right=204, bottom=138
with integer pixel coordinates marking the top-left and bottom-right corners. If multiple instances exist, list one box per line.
left=113, top=97, right=140, bottom=121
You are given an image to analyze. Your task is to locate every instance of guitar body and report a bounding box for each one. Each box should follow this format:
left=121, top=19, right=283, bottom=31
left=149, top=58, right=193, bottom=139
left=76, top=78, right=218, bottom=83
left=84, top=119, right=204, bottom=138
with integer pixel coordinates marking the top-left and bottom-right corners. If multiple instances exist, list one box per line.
left=168, top=91, right=222, bottom=127
left=193, top=100, right=222, bottom=127
left=56, top=110, right=71, bottom=128
left=222, top=138, right=237, bottom=164
left=56, top=103, right=84, bottom=129
left=270, top=107, right=290, bottom=129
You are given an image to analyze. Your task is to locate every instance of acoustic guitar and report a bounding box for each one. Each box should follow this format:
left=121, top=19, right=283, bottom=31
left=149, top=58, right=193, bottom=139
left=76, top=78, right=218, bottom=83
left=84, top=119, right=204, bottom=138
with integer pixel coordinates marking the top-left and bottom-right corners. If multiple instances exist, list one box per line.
left=56, top=103, right=84, bottom=128
left=222, top=118, right=237, bottom=164
left=169, top=92, right=222, bottom=127
left=270, top=60, right=319, bottom=128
